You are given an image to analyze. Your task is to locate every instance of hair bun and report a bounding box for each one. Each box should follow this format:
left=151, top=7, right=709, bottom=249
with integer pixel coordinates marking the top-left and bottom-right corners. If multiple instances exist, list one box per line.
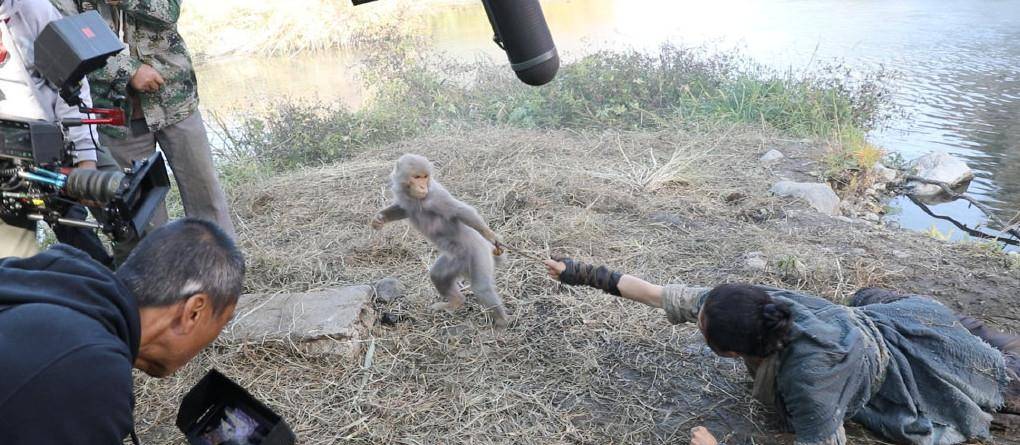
left=761, top=302, right=792, bottom=330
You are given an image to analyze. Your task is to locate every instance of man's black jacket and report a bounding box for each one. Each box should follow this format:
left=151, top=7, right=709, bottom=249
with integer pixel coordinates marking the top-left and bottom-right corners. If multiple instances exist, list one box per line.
left=0, top=244, right=140, bottom=444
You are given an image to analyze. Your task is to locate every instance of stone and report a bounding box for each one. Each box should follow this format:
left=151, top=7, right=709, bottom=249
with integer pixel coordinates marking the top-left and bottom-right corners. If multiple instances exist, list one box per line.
left=223, top=286, right=376, bottom=358
left=770, top=181, right=842, bottom=216
left=850, top=248, right=867, bottom=256
left=863, top=212, right=881, bottom=223
left=907, top=151, right=974, bottom=197
left=760, top=149, right=785, bottom=163
left=374, top=277, right=404, bottom=304
left=724, top=191, right=748, bottom=203
left=872, top=163, right=898, bottom=183
left=892, top=250, right=911, bottom=260
left=743, top=253, right=768, bottom=272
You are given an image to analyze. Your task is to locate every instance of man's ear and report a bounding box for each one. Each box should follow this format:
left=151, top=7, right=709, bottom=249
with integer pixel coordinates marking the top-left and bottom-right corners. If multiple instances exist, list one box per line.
left=173, top=293, right=211, bottom=335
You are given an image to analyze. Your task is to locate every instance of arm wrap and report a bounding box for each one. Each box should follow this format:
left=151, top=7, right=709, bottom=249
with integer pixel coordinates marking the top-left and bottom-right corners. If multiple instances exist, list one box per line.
left=556, top=257, right=623, bottom=297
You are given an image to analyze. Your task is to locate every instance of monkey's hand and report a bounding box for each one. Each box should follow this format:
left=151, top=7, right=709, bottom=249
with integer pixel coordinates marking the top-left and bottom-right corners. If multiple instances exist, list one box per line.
left=482, top=229, right=504, bottom=255
left=371, top=213, right=386, bottom=230
left=481, top=228, right=499, bottom=244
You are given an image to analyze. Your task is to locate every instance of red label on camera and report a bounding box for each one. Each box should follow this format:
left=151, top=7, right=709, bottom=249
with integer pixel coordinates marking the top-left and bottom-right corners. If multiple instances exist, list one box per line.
left=82, top=27, right=95, bottom=38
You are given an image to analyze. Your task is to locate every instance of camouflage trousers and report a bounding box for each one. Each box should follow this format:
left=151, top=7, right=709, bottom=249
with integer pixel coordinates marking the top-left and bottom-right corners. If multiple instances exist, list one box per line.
left=100, top=110, right=235, bottom=261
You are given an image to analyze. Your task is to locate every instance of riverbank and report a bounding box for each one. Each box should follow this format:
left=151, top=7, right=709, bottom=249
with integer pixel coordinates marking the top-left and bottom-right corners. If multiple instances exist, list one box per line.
left=133, top=44, right=1018, bottom=443
left=135, top=122, right=1018, bottom=444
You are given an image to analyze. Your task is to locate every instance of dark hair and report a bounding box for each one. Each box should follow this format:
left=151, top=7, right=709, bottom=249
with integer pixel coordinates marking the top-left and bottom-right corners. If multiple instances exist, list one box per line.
left=701, top=284, right=792, bottom=357
left=116, top=218, right=245, bottom=314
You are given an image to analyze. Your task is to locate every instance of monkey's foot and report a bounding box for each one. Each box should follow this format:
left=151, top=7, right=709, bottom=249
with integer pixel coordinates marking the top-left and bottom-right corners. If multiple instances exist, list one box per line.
left=492, top=315, right=509, bottom=330
left=429, top=301, right=463, bottom=314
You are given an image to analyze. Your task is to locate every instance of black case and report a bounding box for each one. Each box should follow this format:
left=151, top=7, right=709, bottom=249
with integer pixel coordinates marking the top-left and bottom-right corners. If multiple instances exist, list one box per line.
left=176, top=369, right=296, bottom=445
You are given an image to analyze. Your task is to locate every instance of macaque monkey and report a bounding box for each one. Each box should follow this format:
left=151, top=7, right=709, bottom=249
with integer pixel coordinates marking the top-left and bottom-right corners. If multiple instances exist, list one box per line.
left=372, top=154, right=510, bottom=328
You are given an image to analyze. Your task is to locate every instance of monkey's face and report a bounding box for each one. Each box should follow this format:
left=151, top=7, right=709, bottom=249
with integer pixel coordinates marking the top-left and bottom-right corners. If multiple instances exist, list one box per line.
left=406, top=170, right=430, bottom=199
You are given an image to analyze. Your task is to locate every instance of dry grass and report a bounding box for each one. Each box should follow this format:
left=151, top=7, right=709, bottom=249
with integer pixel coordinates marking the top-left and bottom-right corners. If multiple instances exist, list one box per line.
left=132, top=125, right=1018, bottom=444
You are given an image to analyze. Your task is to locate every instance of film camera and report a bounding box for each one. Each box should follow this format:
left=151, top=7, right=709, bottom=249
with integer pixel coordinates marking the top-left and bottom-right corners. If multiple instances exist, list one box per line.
left=0, top=11, right=169, bottom=241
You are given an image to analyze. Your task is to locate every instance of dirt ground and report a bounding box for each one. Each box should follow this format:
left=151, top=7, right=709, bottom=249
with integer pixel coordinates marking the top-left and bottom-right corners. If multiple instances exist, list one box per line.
left=133, top=124, right=1019, bottom=444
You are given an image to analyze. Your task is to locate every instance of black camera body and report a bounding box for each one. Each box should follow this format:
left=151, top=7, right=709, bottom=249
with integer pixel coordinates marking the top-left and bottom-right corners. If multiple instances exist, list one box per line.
left=0, top=11, right=169, bottom=241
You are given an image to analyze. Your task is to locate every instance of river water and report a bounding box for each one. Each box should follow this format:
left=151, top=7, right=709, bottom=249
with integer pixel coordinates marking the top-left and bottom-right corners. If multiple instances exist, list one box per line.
left=196, top=0, right=1020, bottom=246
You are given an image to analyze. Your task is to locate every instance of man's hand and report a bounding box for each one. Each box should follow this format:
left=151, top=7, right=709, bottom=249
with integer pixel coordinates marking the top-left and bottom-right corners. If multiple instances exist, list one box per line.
left=130, top=64, right=165, bottom=93
left=543, top=259, right=566, bottom=281
left=690, top=426, right=718, bottom=445
left=370, top=213, right=386, bottom=230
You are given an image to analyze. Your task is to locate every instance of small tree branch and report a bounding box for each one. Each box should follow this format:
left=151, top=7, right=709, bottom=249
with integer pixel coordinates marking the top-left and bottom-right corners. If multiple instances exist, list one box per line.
left=906, top=196, right=1019, bottom=247
left=902, top=175, right=1020, bottom=242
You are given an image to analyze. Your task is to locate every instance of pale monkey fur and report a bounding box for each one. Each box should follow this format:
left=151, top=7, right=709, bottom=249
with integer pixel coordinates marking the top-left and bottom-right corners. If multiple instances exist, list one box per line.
left=372, top=154, right=509, bottom=327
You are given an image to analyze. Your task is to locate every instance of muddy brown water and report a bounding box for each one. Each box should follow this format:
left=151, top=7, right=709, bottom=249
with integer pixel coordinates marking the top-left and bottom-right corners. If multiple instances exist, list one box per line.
left=196, top=0, right=1020, bottom=250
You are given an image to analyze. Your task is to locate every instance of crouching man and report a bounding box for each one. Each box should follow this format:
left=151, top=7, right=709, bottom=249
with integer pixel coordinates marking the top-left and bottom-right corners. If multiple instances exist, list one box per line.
left=0, top=218, right=244, bottom=444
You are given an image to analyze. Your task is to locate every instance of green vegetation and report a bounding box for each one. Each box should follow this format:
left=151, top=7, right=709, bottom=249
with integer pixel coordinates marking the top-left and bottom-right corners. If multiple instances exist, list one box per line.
left=180, top=0, right=441, bottom=60
left=211, top=37, right=894, bottom=184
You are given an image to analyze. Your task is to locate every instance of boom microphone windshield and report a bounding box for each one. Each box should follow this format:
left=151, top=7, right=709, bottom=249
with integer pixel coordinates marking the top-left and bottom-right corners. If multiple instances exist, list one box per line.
left=480, top=0, right=559, bottom=85
left=351, top=0, right=559, bottom=86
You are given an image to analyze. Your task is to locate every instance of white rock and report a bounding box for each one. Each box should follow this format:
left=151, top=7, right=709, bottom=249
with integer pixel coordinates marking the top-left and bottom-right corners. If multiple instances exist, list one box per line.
left=742, top=252, right=768, bottom=271
left=863, top=212, right=881, bottom=223
left=872, top=163, right=898, bottom=183
left=760, top=149, right=785, bottom=163
left=223, top=286, right=376, bottom=359
left=770, top=181, right=842, bottom=216
left=907, top=151, right=974, bottom=197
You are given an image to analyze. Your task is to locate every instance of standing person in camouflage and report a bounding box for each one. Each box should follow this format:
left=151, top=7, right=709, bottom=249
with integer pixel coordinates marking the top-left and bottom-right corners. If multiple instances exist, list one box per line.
left=52, top=0, right=235, bottom=260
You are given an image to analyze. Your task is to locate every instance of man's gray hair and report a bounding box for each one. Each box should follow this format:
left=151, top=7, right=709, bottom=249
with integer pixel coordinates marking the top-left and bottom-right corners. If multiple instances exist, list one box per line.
left=116, top=218, right=245, bottom=313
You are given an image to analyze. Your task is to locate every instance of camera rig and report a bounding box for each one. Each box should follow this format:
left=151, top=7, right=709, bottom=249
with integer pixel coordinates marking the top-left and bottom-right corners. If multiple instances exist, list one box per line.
left=0, top=11, right=169, bottom=242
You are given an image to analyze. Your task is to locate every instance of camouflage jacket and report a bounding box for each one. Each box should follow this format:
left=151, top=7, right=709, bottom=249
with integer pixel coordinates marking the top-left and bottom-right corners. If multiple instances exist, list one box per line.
left=51, top=0, right=198, bottom=137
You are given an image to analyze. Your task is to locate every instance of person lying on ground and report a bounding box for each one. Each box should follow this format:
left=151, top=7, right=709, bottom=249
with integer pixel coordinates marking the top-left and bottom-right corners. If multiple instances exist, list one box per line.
left=543, top=257, right=1020, bottom=445
left=0, top=218, right=244, bottom=445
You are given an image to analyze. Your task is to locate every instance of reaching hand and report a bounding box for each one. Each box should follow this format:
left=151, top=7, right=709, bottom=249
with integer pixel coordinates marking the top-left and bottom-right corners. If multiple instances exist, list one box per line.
left=370, top=213, right=385, bottom=230
left=130, top=64, right=165, bottom=93
left=543, top=258, right=566, bottom=281
left=690, top=426, right=718, bottom=445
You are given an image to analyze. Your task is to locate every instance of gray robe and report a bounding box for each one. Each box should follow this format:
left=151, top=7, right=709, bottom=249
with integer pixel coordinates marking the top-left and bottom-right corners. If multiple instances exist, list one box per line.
left=661, top=285, right=1010, bottom=445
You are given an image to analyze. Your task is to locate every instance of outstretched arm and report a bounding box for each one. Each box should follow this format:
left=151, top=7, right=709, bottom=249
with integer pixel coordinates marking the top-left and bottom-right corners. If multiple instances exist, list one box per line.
left=371, top=204, right=407, bottom=229
left=451, top=200, right=498, bottom=242
left=543, top=258, right=664, bottom=308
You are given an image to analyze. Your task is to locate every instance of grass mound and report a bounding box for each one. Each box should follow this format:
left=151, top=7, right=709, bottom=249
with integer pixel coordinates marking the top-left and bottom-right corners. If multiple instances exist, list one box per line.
left=135, top=124, right=1017, bottom=444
